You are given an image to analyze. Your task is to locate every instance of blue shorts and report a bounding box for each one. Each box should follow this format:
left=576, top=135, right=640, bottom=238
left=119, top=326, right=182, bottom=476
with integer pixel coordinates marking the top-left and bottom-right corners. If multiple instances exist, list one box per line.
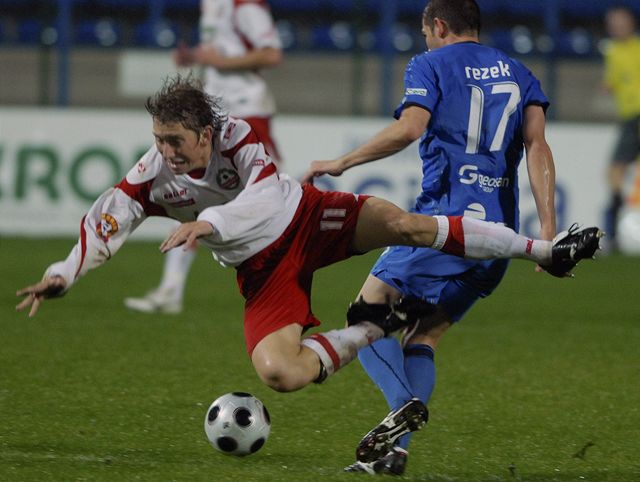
left=371, top=246, right=509, bottom=322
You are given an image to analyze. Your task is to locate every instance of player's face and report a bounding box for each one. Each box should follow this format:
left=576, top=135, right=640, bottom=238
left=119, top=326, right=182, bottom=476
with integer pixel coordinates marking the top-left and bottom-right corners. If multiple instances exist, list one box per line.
left=606, top=9, right=636, bottom=40
left=152, top=120, right=212, bottom=175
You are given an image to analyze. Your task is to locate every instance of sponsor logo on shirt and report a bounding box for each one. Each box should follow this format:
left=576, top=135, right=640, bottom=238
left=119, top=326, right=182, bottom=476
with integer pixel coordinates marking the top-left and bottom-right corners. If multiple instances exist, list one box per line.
left=406, top=88, right=428, bottom=96
left=163, top=188, right=188, bottom=200
left=216, top=168, right=240, bottom=190
left=459, top=164, right=510, bottom=193
left=137, top=162, right=146, bottom=173
left=97, top=213, right=118, bottom=241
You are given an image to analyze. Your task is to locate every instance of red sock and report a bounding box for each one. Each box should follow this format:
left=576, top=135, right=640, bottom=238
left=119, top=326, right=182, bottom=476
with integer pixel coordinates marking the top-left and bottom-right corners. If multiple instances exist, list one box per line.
left=442, top=215, right=465, bottom=257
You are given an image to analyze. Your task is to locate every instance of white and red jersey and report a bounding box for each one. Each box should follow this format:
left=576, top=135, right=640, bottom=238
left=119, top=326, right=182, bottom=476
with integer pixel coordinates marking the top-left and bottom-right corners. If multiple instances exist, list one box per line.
left=44, top=117, right=302, bottom=292
left=200, top=0, right=281, bottom=118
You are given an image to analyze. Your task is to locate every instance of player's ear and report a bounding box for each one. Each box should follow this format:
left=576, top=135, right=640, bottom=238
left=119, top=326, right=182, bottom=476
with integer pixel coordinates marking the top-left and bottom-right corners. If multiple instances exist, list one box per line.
left=200, top=125, right=214, bottom=145
left=434, top=17, right=448, bottom=38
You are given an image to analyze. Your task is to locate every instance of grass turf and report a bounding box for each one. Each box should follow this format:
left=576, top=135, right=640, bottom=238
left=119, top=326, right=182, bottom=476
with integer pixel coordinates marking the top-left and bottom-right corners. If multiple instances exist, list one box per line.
left=1, top=237, right=639, bottom=481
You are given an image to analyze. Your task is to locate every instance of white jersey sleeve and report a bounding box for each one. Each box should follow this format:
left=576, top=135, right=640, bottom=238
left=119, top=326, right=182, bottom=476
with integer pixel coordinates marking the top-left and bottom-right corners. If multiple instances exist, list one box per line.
left=43, top=148, right=161, bottom=292
left=197, top=118, right=301, bottom=266
left=235, top=2, right=282, bottom=50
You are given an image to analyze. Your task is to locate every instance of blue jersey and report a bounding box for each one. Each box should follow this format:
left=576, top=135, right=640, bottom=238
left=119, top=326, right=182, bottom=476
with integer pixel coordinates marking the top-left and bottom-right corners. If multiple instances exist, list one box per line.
left=397, top=41, right=549, bottom=231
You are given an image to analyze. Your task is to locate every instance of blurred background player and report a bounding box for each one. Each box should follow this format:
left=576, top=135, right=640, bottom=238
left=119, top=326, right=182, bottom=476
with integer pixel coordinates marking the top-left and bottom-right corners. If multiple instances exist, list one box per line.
left=602, top=6, right=640, bottom=252
left=124, top=0, right=283, bottom=314
left=305, top=0, right=569, bottom=474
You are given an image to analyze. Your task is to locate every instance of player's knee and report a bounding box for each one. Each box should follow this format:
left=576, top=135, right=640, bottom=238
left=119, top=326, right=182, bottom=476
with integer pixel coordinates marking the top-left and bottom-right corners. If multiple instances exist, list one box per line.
left=254, top=358, right=300, bottom=393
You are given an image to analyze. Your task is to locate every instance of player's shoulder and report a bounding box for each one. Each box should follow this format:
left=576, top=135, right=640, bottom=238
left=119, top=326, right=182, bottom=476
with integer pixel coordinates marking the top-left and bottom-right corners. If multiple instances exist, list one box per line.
left=219, top=116, right=253, bottom=150
left=405, top=51, right=436, bottom=77
left=125, top=145, right=163, bottom=185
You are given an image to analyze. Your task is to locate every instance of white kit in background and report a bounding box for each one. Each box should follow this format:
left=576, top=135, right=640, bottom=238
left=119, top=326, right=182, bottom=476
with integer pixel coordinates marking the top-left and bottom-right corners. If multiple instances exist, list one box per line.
left=200, top=0, right=281, bottom=118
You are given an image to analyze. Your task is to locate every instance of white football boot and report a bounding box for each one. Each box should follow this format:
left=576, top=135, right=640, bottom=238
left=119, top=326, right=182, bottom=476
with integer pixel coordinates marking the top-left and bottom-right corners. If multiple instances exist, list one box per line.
left=124, top=287, right=182, bottom=314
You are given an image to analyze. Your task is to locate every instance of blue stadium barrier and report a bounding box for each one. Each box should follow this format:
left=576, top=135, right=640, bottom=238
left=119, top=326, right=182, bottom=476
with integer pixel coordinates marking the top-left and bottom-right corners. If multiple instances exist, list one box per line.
left=486, top=28, right=515, bottom=53
left=92, top=0, right=149, bottom=6
left=0, top=0, right=39, bottom=5
left=275, top=19, right=298, bottom=50
left=357, top=23, right=416, bottom=53
left=75, top=18, right=121, bottom=47
left=311, top=22, right=354, bottom=50
left=270, top=0, right=317, bottom=13
left=0, top=0, right=618, bottom=55
left=476, top=0, right=506, bottom=15
left=561, top=1, right=608, bottom=19
left=553, top=28, right=595, bottom=56
left=164, top=0, right=199, bottom=9
left=17, top=18, right=43, bottom=44
left=134, top=19, right=178, bottom=48
left=502, top=0, right=546, bottom=16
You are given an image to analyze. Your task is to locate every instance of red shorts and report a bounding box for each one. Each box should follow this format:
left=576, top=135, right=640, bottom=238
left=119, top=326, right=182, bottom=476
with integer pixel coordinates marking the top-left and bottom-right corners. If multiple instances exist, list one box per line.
left=236, top=184, right=370, bottom=355
left=243, top=116, right=281, bottom=163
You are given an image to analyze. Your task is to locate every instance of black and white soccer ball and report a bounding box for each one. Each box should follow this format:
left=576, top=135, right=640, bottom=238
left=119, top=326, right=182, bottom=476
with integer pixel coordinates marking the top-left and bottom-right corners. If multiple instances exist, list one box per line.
left=204, top=392, right=271, bottom=456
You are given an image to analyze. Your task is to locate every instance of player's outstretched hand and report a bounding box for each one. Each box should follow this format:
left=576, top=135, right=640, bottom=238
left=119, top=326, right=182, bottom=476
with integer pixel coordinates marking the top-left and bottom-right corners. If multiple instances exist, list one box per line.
left=301, top=160, right=345, bottom=184
left=160, top=221, right=214, bottom=253
left=16, top=275, right=67, bottom=317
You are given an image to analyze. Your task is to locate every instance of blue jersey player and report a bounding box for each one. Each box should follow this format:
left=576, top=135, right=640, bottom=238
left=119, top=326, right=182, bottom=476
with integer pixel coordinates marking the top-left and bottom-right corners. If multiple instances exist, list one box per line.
left=303, top=0, right=601, bottom=475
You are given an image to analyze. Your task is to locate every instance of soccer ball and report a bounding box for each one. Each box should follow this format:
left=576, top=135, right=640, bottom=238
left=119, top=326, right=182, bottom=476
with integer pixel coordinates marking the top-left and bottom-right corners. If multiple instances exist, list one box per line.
left=617, top=208, right=640, bottom=255
left=204, top=392, right=271, bottom=456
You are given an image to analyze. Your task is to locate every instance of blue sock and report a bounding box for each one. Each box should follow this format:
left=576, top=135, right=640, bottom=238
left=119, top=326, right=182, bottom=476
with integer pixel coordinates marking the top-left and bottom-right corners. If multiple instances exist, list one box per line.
left=358, top=337, right=414, bottom=411
left=397, top=344, right=435, bottom=450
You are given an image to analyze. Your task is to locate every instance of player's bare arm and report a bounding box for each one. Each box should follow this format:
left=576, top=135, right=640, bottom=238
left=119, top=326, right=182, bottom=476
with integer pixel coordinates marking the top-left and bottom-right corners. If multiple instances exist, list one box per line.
left=301, top=106, right=430, bottom=183
left=172, top=40, right=194, bottom=67
left=16, top=275, right=67, bottom=317
left=523, top=104, right=557, bottom=241
left=160, top=221, right=215, bottom=253
left=193, top=46, right=282, bottom=71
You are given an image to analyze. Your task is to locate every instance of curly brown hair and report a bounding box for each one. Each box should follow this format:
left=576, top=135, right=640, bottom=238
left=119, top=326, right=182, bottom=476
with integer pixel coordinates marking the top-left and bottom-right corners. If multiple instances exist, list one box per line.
left=145, top=75, right=227, bottom=135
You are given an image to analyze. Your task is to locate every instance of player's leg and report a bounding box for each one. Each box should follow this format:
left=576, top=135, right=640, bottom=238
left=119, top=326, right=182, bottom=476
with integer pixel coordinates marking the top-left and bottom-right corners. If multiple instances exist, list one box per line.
left=250, top=300, right=430, bottom=392
left=242, top=187, right=425, bottom=392
left=355, top=276, right=412, bottom=417
left=350, top=253, right=507, bottom=469
left=158, top=244, right=197, bottom=297
left=251, top=323, right=321, bottom=392
left=352, top=197, right=601, bottom=275
left=606, top=162, right=628, bottom=247
left=351, top=197, right=552, bottom=263
left=605, top=117, right=639, bottom=249
left=124, top=243, right=197, bottom=314
left=347, top=316, right=449, bottom=474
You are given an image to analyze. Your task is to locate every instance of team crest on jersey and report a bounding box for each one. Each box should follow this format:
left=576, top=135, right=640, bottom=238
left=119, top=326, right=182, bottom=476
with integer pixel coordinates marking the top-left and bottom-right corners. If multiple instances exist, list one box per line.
left=97, top=213, right=119, bottom=241
left=216, top=168, right=240, bottom=190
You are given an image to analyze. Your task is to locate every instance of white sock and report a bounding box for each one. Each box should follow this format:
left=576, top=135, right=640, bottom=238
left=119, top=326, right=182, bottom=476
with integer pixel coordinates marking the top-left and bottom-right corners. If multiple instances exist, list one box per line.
left=461, top=217, right=551, bottom=264
left=301, top=323, right=384, bottom=377
left=158, top=247, right=197, bottom=300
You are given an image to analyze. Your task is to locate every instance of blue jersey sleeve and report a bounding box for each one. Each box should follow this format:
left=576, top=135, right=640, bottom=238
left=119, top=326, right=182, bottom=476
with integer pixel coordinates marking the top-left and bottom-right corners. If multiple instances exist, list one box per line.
left=394, top=54, right=440, bottom=119
left=517, top=62, right=549, bottom=112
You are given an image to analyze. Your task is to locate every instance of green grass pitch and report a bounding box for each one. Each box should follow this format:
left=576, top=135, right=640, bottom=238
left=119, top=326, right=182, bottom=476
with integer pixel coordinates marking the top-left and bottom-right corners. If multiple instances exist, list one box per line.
left=1, top=237, right=639, bottom=481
